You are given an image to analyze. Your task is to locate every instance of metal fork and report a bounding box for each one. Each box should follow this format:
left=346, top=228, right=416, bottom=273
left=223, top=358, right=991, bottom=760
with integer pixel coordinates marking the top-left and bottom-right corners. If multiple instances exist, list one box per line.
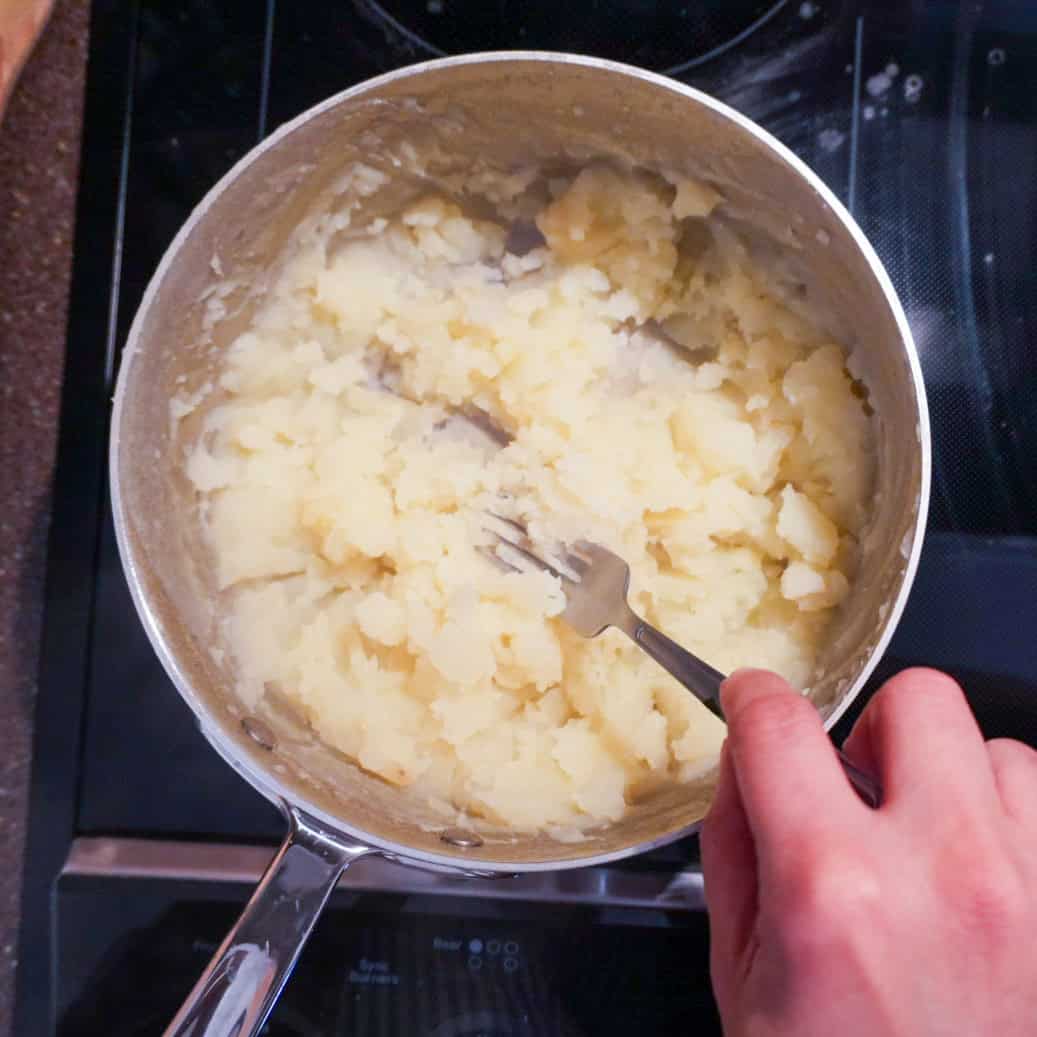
left=482, top=516, right=882, bottom=808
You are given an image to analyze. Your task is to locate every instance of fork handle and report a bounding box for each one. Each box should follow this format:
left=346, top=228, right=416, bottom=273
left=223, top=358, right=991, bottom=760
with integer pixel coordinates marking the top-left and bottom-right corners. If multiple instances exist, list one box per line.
left=624, top=616, right=882, bottom=808
left=630, top=620, right=727, bottom=717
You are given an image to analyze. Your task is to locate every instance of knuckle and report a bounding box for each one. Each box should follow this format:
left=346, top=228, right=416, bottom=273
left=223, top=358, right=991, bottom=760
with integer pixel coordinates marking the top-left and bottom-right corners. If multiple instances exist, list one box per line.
left=776, top=912, right=841, bottom=966
left=988, top=739, right=1037, bottom=822
left=983, top=738, right=1037, bottom=808
left=778, top=849, right=880, bottom=960
left=988, top=737, right=1037, bottom=773
left=966, top=876, right=1026, bottom=936
left=736, top=691, right=817, bottom=744
left=944, top=855, right=1028, bottom=940
left=880, top=667, right=966, bottom=710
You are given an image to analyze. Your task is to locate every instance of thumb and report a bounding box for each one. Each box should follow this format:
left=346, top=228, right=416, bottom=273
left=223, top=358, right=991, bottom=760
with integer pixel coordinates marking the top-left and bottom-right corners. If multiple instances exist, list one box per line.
left=720, top=668, right=858, bottom=879
left=702, top=740, right=759, bottom=1003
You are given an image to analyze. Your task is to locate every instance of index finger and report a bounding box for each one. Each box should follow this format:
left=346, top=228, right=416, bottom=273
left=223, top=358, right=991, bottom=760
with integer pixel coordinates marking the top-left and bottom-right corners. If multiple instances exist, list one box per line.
left=721, top=669, right=862, bottom=871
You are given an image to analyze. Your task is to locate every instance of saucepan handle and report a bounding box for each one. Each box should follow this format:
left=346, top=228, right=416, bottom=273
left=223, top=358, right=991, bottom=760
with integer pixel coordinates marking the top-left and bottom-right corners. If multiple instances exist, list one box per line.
left=163, top=811, right=370, bottom=1037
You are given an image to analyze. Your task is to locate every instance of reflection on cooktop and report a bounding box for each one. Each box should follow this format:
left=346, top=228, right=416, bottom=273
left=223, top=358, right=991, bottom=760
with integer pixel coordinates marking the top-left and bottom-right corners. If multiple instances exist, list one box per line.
left=361, top=0, right=790, bottom=73
left=56, top=888, right=720, bottom=1036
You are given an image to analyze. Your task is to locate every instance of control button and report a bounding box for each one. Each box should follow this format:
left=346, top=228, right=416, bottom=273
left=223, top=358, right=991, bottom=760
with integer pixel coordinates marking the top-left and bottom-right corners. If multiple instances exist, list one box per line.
left=503, top=940, right=519, bottom=955
left=467, top=955, right=483, bottom=971
left=487, top=939, right=501, bottom=955
left=503, top=957, right=519, bottom=973
left=469, top=938, right=483, bottom=954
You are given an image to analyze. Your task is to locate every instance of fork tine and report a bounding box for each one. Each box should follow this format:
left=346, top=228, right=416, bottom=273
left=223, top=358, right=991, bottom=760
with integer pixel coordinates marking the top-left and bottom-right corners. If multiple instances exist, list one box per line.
left=477, top=544, right=522, bottom=575
left=485, top=513, right=540, bottom=557
left=571, top=539, right=614, bottom=569
left=572, top=539, right=603, bottom=558
left=482, top=511, right=583, bottom=583
left=482, top=522, right=570, bottom=581
left=499, top=536, right=566, bottom=581
left=562, top=550, right=591, bottom=576
left=487, top=512, right=530, bottom=541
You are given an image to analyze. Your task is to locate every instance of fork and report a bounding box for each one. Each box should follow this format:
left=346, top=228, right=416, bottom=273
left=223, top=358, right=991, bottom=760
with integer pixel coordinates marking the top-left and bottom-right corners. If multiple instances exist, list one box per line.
left=482, top=515, right=882, bottom=808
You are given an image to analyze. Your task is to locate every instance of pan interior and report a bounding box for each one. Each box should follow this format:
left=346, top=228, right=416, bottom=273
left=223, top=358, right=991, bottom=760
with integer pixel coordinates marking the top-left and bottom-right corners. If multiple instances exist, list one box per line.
left=112, top=56, right=925, bottom=869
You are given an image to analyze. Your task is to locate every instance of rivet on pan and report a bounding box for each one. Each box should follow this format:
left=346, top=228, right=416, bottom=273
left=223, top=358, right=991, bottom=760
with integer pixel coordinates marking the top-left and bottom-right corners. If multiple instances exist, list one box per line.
left=440, top=827, right=483, bottom=849
left=242, top=717, right=276, bottom=751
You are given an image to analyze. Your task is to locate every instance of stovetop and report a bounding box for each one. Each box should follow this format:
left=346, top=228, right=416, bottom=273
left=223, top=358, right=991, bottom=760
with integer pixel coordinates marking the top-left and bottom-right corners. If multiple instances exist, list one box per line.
left=16, top=1, right=1037, bottom=1034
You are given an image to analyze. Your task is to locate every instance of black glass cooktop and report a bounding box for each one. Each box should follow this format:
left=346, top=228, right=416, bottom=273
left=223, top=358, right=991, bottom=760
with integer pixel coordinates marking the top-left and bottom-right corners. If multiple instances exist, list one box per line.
left=361, top=0, right=787, bottom=72
left=56, top=882, right=719, bottom=1036
left=16, top=1, right=1037, bottom=1034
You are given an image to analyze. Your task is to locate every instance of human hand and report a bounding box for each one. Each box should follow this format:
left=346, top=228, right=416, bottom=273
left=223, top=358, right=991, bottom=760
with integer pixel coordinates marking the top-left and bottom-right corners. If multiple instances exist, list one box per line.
left=701, top=667, right=1037, bottom=1037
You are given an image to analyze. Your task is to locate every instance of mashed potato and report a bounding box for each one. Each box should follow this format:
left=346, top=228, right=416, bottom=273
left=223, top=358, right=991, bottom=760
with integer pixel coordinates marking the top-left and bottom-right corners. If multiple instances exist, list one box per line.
left=183, top=165, right=874, bottom=833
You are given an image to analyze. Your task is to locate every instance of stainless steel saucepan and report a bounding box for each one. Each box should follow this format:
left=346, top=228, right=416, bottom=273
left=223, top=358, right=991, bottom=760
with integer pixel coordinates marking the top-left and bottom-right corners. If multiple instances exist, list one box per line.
left=110, top=52, right=930, bottom=1037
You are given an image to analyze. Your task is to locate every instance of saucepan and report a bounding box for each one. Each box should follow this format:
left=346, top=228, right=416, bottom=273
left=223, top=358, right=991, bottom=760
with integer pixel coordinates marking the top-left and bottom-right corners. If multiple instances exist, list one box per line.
left=109, top=53, right=930, bottom=1037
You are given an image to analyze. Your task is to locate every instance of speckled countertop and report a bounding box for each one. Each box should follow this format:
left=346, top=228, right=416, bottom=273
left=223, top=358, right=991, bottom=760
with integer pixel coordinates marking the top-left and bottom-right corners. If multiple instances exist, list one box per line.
left=0, top=2, right=87, bottom=1031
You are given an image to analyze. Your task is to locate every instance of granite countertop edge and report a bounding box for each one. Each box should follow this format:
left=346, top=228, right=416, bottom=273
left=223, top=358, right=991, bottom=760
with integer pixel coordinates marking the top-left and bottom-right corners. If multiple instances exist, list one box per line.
left=0, top=2, right=89, bottom=1033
